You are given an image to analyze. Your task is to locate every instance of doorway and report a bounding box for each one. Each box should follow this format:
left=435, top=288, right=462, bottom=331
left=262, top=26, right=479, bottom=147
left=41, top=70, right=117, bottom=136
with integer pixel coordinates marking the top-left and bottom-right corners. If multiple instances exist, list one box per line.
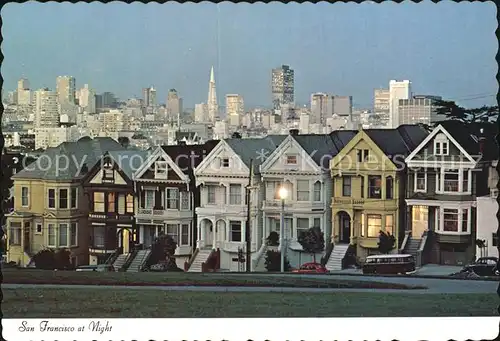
left=338, top=211, right=351, bottom=244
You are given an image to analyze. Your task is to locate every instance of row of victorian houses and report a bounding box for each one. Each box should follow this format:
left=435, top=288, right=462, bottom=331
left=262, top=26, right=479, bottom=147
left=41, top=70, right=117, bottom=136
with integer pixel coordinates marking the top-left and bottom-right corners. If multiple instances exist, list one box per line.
left=4, top=120, right=499, bottom=272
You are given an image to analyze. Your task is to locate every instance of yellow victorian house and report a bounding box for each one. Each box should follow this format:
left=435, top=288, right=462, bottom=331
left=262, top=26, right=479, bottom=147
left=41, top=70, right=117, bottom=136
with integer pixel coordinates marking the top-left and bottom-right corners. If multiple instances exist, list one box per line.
left=330, top=125, right=428, bottom=261
left=6, top=137, right=124, bottom=267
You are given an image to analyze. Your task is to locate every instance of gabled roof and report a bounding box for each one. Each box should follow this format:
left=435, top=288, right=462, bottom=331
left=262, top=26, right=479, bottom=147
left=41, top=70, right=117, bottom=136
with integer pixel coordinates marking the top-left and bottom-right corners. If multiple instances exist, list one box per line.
left=224, top=136, right=286, bottom=171
left=12, top=137, right=124, bottom=181
left=292, top=134, right=340, bottom=170
left=363, top=125, right=429, bottom=156
left=107, top=149, right=151, bottom=180
left=161, top=140, right=219, bottom=173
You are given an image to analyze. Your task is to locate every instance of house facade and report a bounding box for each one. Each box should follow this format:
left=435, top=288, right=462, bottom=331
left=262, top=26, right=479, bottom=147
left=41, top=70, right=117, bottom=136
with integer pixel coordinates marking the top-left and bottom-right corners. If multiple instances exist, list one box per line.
left=6, top=137, right=124, bottom=267
left=82, top=150, right=148, bottom=265
left=132, top=141, right=218, bottom=268
left=404, top=121, right=498, bottom=265
left=191, top=136, right=285, bottom=272
left=476, top=160, right=499, bottom=258
left=330, top=125, right=428, bottom=262
left=259, top=131, right=340, bottom=268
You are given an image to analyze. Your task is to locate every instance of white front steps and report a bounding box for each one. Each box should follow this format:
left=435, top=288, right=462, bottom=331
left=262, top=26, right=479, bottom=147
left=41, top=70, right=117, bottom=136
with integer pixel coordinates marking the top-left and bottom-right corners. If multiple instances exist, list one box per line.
left=126, top=249, right=152, bottom=272
left=325, top=244, right=350, bottom=271
left=112, top=254, right=129, bottom=271
left=187, top=248, right=213, bottom=272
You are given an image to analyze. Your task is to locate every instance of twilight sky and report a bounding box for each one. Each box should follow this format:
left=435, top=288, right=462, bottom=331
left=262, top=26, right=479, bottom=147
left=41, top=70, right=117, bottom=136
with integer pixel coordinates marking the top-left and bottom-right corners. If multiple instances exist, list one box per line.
left=1, top=1, right=497, bottom=109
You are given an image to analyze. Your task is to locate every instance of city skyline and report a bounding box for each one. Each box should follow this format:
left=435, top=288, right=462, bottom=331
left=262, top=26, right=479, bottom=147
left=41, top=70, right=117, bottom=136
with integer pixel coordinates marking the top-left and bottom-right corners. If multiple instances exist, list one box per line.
left=2, top=2, right=497, bottom=108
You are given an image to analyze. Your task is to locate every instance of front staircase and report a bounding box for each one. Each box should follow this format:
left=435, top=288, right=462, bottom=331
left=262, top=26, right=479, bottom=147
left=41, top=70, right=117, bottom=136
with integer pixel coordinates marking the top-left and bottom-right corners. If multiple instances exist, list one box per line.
left=187, top=248, right=212, bottom=272
left=112, top=254, right=129, bottom=271
left=404, top=238, right=421, bottom=259
left=127, top=249, right=152, bottom=272
left=325, top=244, right=350, bottom=271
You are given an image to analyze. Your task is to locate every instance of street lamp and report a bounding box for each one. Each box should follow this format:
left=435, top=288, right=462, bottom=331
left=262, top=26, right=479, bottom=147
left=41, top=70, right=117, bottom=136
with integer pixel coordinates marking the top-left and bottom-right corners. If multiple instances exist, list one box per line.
left=278, top=186, right=288, bottom=272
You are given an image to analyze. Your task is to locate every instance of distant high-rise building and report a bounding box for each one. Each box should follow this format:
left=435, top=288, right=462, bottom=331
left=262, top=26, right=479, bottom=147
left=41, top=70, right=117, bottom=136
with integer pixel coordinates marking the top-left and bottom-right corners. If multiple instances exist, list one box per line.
left=194, top=103, right=208, bottom=123
left=167, top=89, right=183, bottom=119
left=142, top=87, right=157, bottom=107
left=207, top=66, right=218, bottom=122
left=16, top=78, right=31, bottom=106
left=389, top=80, right=411, bottom=128
left=310, top=93, right=332, bottom=124
left=33, top=88, right=59, bottom=128
left=78, top=84, right=96, bottom=113
left=374, top=89, right=390, bottom=114
left=226, top=94, right=244, bottom=127
left=101, top=92, right=118, bottom=108
left=56, top=76, right=76, bottom=105
left=332, top=95, right=353, bottom=117
left=272, top=65, right=294, bottom=110
left=398, top=95, right=442, bottom=126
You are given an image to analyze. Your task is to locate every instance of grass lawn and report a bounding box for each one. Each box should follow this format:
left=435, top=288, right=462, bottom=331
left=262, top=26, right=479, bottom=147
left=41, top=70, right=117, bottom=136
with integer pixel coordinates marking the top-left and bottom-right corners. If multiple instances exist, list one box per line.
left=2, top=269, right=426, bottom=290
left=3, top=288, right=497, bottom=317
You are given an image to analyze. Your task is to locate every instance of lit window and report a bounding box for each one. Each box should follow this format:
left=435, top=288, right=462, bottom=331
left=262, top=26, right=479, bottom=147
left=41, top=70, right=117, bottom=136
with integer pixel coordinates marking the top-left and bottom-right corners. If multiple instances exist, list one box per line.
left=367, top=214, right=381, bottom=237
left=385, top=215, right=394, bottom=235
left=93, top=192, right=105, bottom=212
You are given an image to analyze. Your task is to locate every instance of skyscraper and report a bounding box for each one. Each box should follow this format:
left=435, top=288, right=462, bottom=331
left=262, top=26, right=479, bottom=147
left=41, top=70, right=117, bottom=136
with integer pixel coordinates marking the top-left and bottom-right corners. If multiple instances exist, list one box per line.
left=16, top=78, right=31, bottom=106
left=33, top=88, right=59, bottom=128
left=143, top=87, right=157, bottom=107
left=398, top=95, right=442, bottom=125
left=226, top=94, right=244, bottom=127
left=389, top=80, right=412, bottom=128
left=272, top=65, right=294, bottom=110
left=78, top=84, right=96, bottom=113
left=167, top=89, right=183, bottom=119
left=207, top=66, right=218, bottom=122
left=310, top=93, right=332, bottom=124
left=56, top=76, right=76, bottom=105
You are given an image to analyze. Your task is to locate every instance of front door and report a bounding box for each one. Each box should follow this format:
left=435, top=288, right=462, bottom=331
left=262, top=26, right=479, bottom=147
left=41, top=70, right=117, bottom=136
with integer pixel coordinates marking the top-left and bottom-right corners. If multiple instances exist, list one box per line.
left=122, top=229, right=130, bottom=254
left=339, top=212, right=351, bottom=244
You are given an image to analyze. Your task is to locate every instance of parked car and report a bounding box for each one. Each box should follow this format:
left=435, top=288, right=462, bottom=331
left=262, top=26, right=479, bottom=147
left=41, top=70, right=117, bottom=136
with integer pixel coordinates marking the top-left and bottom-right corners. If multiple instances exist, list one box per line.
left=76, top=265, right=98, bottom=272
left=76, top=264, right=114, bottom=272
left=292, top=262, right=328, bottom=274
left=462, top=257, right=499, bottom=277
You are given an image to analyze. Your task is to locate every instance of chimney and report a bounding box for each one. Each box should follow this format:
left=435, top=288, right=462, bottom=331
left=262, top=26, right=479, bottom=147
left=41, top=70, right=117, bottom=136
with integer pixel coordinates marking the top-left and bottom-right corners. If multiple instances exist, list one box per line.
left=231, top=132, right=242, bottom=139
left=289, top=129, right=299, bottom=136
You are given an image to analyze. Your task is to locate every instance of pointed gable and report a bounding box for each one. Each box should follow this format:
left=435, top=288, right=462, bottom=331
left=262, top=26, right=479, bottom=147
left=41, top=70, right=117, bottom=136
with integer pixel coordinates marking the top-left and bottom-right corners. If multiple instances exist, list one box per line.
left=133, top=147, right=187, bottom=182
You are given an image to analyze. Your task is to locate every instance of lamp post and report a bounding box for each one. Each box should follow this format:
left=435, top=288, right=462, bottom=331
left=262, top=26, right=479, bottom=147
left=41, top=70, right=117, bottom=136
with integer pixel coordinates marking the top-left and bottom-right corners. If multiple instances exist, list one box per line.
left=278, top=186, right=288, bottom=273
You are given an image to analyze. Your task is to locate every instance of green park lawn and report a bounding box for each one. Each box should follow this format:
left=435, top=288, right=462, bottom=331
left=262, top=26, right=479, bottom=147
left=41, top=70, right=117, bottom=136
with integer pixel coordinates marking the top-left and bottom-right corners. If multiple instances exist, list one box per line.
left=3, top=287, right=497, bottom=317
left=2, top=268, right=426, bottom=289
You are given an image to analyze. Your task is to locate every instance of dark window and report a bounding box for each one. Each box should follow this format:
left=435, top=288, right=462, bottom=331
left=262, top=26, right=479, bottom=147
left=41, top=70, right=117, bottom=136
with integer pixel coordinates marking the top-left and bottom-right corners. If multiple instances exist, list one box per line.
left=342, top=176, right=351, bottom=197
left=493, top=233, right=498, bottom=247
left=360, top=176, right=364, bottom=198
left=36, top=224, right=42, bottom=233
left=368, top=176, right=381, bottom=199
left=70, top=188, right=77, bottom=208
left=48, top=189, right=56, bottom=208
left=59, top=189, right=68, bottom=209
left=230, top=221, right=242, bottom=242
left=386, top=176, right=393, bottom=199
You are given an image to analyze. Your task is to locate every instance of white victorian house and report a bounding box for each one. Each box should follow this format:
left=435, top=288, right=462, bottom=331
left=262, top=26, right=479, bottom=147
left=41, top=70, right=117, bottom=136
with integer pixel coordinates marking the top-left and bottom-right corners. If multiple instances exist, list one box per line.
left=190, top=136, right=285, bottom=272
left=259, top=131, right=336, bottom=268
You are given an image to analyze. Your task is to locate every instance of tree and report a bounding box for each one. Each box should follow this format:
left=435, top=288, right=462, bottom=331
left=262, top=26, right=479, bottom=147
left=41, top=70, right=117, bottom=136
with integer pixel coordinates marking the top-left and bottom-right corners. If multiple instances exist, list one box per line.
left=377, top=231, right=396, bottom=254
left=31, top=248, right=72, bottom=269
left=266, top=231, right=279, bottom=246
left=117, top=136, right=130, bottom=149
left=264, top=250, right=291, bottom=272
left=297, top=226, right=325, bottom=263
left=148, top=233, right=180, bottom=271
left=434, top=99, right=498, bottom=123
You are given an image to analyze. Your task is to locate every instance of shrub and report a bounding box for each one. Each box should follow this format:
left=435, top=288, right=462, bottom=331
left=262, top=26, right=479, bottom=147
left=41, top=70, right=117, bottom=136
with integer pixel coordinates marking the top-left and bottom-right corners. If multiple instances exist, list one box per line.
left=264, top=250, right=291, bottom=272
left=377, top=231, right=396, bottom=254
left=297, top=226, right=325, bottom=263
left=32, top=248, right=73, bottom=270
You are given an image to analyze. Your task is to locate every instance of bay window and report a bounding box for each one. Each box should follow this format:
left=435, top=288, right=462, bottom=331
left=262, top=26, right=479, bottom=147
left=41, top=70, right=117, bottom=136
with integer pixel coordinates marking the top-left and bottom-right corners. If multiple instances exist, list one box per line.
left=59, top=223, right=68, bottom=247
left=462, top=210, right=468, bottom=233
left=93, top=192, right=105, bottom=212
left=8, top=222, right=21, bottom=245
left=462, top=170, right=469, bottom=192
left=181, top=224, right=190, bottom=245
left=443, top=208, right=459, bottom=232
left=166, top=188, right=179, bottom=209
left=145, top=190, right=155, bottom=208
left=181, top=192, right=190, bottom=210
left=21, top=187, right=29, bottom=207
left=70, top=222, right=77, bottom=246
left=70, top=188, right=77, bottom=208
left=296, top=180, right=309, bottom=201
left=48, top=189, right=56, bottom=209
left=118, top=194, right=126, bottom=214
left=296, top=218, right=309, bottom=238
left=313, top=181, right=321, bottom=201
left=368, top=176, right=381, bottom=199
left=443, top=170, right=459, bottom=192
left=48, top=223, right=56, bottom=247
left=230, top=221, right=242, bottom=242
left=385, top=215, right=394, bottom=235
left=360, top=214, right=365, bottom=237
left=93, top=226, right=105, bottom=248
left=229, top=184, right=242, bottom=205
left=342, top=176, right=351, bottom=197
left=59, top=189, right=69, bottom=209
left=367, top=214, right=381, bottom=237
left=126, top=194, right=134, bottom=213
left=207, top=186, right=216, bottom=204
left=415, top=172, right=426, bottom=192
left=166, top=224, right=178, bottom=243
left=107, top=193, right=116, bottom=212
